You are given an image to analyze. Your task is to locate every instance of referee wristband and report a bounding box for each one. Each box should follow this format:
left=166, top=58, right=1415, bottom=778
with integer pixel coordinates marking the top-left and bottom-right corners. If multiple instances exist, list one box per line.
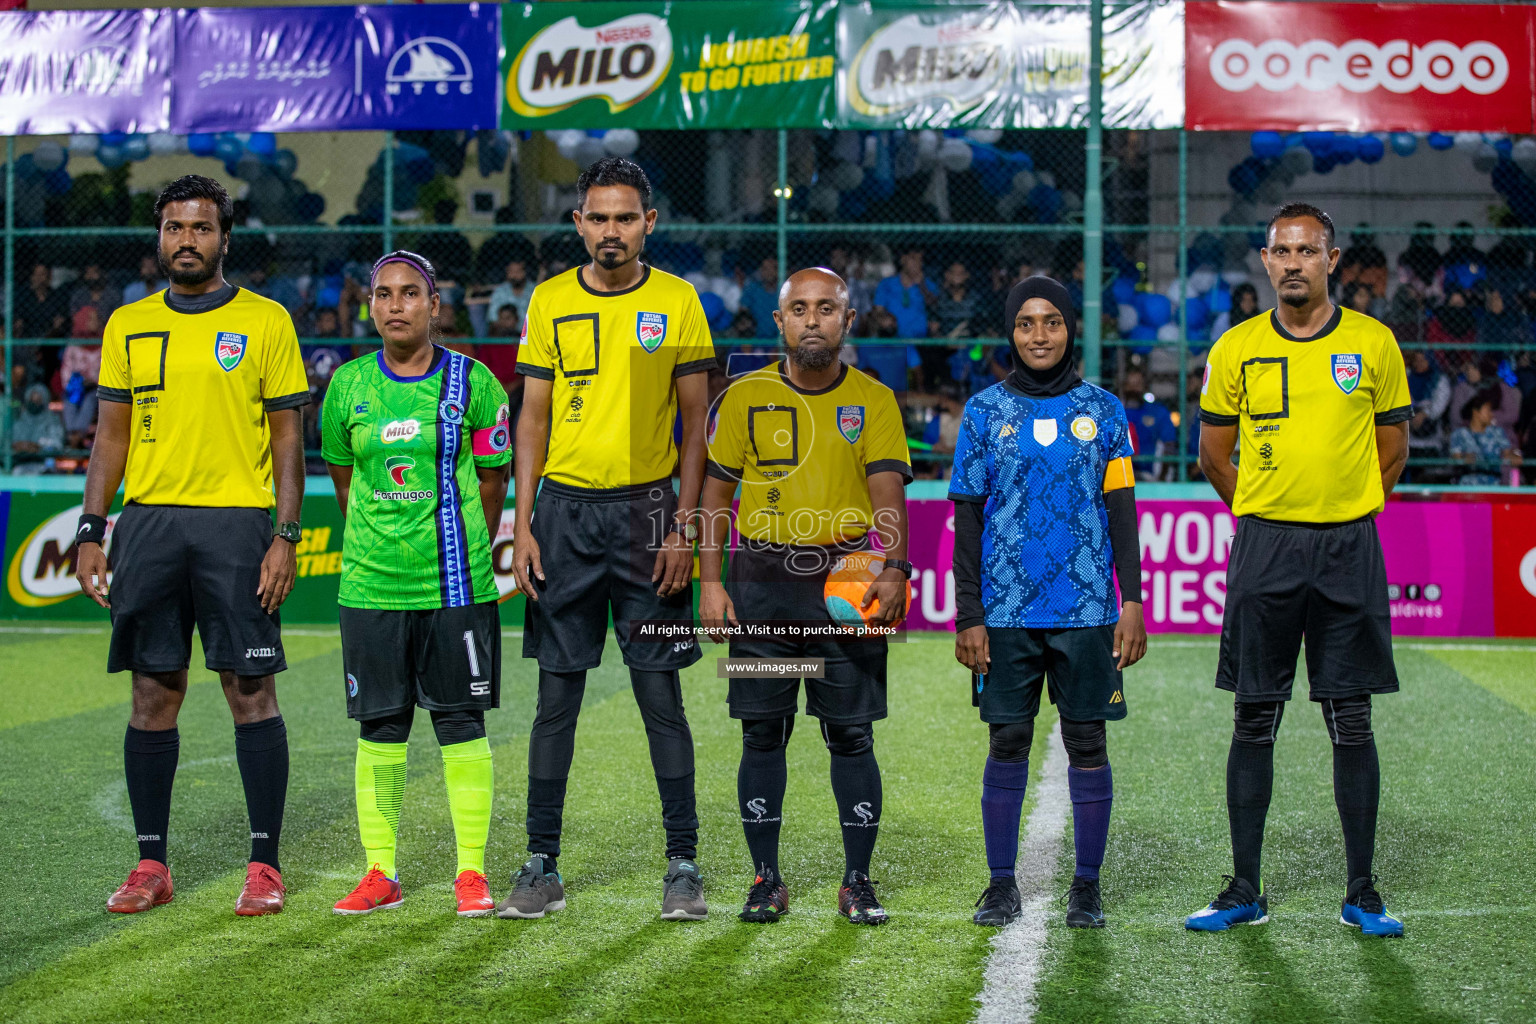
left=76, top=514, right=108, bottom=546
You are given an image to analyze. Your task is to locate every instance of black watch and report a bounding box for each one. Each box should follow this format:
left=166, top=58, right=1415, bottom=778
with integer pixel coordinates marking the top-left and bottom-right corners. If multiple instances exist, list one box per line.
left=275, top=521, right=302, bottom=544
left=667, top=520, right=698, bottom=543
left=883, top=558, right=914, bottom=579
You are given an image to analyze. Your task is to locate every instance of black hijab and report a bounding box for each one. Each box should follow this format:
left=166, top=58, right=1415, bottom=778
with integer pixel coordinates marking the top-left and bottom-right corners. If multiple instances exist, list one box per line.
left=1003, top=275, right=1082, bottom=398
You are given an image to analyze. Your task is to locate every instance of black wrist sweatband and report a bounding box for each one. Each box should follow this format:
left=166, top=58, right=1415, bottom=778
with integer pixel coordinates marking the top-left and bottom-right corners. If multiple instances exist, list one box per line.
left=77, top=514, right=108, bottom=546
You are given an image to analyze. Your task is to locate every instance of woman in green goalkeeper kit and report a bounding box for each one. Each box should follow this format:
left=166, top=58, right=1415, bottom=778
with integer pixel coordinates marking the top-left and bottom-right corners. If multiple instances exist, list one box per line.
left=320, top=251, right=513, bottom=916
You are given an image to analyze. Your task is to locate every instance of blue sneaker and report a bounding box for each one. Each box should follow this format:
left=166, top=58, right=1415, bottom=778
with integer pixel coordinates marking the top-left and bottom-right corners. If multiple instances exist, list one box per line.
left=1185, top=875, right=1269, bottom=931
left=1341, top=876, right=1403, bottom=938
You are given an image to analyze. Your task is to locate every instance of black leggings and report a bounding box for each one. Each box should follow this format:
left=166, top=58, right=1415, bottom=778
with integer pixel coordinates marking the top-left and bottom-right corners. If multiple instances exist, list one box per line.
left=987, top=717, right=1107, bottom=768
left=1232, top=695, right=1373, bottom=747
left=359, top=707, right=485, bottom=746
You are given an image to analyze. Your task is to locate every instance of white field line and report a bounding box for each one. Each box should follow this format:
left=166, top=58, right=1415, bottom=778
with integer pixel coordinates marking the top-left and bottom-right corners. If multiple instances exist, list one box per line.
left=975, top=721, right=1070, bottom=1024
left=1150, top=638, right=1536, bottom=652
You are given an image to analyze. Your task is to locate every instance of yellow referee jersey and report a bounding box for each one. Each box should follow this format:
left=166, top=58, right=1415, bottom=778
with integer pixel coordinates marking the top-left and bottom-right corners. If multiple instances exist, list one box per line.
left=98, top=288, right=309, bottom=508
left=516, top=264, right=717, bottom=489
left=706, top=361, right=912, bottom=545
left=1199, top=305, right=1411, bottom=522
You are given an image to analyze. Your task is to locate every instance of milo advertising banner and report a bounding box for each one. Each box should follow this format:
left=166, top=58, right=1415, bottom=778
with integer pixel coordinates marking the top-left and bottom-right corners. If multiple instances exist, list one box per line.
left=500, top=0, right=838, bottom=129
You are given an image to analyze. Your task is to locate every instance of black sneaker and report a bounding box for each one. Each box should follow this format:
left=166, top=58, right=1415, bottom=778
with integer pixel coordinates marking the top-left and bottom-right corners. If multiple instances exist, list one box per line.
left=973, top=878, right=1022, bottom=927
left=739, top=867, right=789, bottom=924
left=661, top=858, right=707, bottom=920
left=495, top=856, right=565, bottom=919
left=838, top=871, right=889, bottom=926
left=1065, top=875, right=1105, bottom=928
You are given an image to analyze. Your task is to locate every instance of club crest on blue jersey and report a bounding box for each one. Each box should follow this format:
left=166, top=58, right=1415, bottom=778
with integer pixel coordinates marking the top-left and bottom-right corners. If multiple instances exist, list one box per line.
left=215, top=332, right=247, bottom=372
left=1332, top=353, right=1362, bottom=395
left=637, top=312, right=667, bottom=353
left=346, top=673, right=358, bottom=698
left=837, top=405, right=864, bottom=443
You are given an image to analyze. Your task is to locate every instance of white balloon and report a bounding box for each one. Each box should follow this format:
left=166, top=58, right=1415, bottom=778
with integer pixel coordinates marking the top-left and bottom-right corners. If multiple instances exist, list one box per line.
left=1164, top=279, right=1186, bottom=304
left=1157, top=323, right=1181, bottom=342
left=1513, top=137, right=1536, bottom=175
left=1117, top=304, right=1140, bottom=334
left=808, top=182, right=841, bottom=216
left=1036, top=170, right=1056, bottom=188
left=68, top=134, right=98, bottom=155
left=916, top=130, right=941, bottom=159
left=147, top=133, right=182, bottom=156
left=965, top=128, right=1003, bottom=145
left=1472, top=143, right=1498, bottom=174
left=1453, top=131, right=1482, bottom=152
left=827, top=161, right=864, bottom=192
left=602, top=128, right=640, bottom=157
left=32, top=142, right=66, bottom=172
left=1011, top=169, right=1037, bottom=193
left=1188, top=268, right=1218, bottom=296
left=1220, top=269, right=1251, bottom=288
left=554, top=131, right=582, bottom=161
left=575, top=136, right=607, bottom=167
left=1060, top=189, right=1083, bottom=212
left=938, top=138, right=973, bottom=173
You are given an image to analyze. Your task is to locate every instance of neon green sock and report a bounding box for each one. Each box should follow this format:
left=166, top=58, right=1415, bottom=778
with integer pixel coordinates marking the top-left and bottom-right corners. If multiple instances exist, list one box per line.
left=355, top=739, right=408, bottom=878
left=440, top=737, right=493, bottom=875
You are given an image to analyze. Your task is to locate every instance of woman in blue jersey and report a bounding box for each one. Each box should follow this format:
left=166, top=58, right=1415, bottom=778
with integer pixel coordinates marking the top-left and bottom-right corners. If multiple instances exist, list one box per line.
left=948, top=275, right=1147, bottom=929
left=322, top=251, right=512, bottom=919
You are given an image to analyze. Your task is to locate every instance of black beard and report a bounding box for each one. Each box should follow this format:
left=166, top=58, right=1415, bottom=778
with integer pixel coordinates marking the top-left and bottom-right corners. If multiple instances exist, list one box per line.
left=788, top=340, right=838, bottom=370
left=161, top=249, right=222, bottom=288
left=594, top=240, right=641, bottom=271
left=1280, top=290, right=1310, bottom=308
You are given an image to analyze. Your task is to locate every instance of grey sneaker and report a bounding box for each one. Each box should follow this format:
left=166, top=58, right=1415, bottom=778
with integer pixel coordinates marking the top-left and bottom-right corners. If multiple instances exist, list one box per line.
left=495, top=856, right=566, bottom=919
left=661, top=858, right=707, bottom=920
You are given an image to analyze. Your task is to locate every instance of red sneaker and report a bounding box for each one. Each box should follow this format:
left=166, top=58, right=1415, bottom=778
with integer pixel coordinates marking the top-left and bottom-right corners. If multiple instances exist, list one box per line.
left=455, top=870, right=495, bottom=918
left=107, top=859, right=173, bottom=913
left=334, top=865, right=403, bottom=916
left=235, top=862, right=286, bottom=916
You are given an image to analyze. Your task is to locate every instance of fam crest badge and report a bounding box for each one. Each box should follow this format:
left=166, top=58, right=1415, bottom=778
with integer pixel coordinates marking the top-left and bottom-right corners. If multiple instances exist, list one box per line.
left=216, top=332, right=248, bottom=372
left=637, top=312, right=667, bottom=353
left=837, top=405, right=864, bottom=443
left=1332, top=353, right=1362, bottom=395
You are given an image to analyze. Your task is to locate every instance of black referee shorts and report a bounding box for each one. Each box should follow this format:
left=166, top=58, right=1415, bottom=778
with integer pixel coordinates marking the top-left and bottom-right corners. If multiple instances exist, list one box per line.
left=1217, top=514, right=1398, bottom=703
left=521, top=479, right=700, bottom=673
left=724, top=538, right=887, bottom=726
left=107, top=504, right=285, bottom=677
left=975, top=625, right=1125, bottom=724
left=340, top=602, right=501, bottom=720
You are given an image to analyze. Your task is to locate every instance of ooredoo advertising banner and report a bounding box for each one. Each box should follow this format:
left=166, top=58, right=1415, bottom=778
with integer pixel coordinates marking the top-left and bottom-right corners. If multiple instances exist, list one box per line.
left=1185, top=1, right=1536, bottom=132
left=1492, top=503, right=1536, bottom=637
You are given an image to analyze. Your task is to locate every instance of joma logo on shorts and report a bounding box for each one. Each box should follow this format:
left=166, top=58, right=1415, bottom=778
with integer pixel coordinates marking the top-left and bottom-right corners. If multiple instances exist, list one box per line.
left=246, top=647, right=277, bottom=659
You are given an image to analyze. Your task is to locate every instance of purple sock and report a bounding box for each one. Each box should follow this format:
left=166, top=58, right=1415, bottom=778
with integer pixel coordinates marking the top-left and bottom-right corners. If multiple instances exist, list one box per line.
left=981, top=757, right=1029, bottom=878
left=1068, top=763, right=1114, bottom=880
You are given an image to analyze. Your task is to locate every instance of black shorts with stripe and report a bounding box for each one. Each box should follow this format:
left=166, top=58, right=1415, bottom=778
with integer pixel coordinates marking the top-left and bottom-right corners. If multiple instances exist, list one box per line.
left=340, top=602, right=501, bottom=720
left=974, top=625, right=1126, bottom=724
left=1216, top=514, right=1398, bottom=703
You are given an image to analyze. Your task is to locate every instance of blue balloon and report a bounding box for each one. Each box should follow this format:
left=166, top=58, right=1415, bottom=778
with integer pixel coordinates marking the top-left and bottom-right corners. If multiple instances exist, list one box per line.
left=1027, top=184, right=1062, bottom=224
left=1184, top=296, right=1208, bottom=331
left=96, top=145, right=126, bottom=169
left=1389, top=133, right=1417, bottom=157
left=1494, top=137, right=1514, bottom=159
left=1110, top=274, right=1138, bottom=305
left=1331, top=135, right=1359, bottom=158
left=1126, top=324, right=1158, bottom=354
left=99, top=131, right=129, bottom=149
left=1250, top=131, right=1285, bottom=159
left=122, top=136, right=150, bottom=162
left=187, top=133, right=217, bottom=157
left=1140, top=293, right=1172, bottom=328
left=1334, top=146, right=1357, bottom=166
left=214, top=136, right=243, bottom=163
left=1313, top=154, right=1337, bottom=175
left=295, top=192, right=325, bottom=223
left=43, top=169, right=72, bottom=196
left=1206, top=284, right=1232, bottom=314
left=247, top=132, right=277, bottom=156
left=1427, top=132, right=1455, bottom=151
left=1357, top=135, right=1385, bottom=164
left=1303, top=132, right=1334, bottom=156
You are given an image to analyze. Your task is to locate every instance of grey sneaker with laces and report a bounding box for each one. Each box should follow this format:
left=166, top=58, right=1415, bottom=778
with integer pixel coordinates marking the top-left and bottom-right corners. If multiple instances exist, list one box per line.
left=495, top=856, right=566, bottom=919
left=661, top=858, right=707, bottom=920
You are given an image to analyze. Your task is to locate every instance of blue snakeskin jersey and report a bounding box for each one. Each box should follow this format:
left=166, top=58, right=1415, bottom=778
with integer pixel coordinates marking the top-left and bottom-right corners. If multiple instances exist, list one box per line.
left=948, top=381, right=1133, bottom=628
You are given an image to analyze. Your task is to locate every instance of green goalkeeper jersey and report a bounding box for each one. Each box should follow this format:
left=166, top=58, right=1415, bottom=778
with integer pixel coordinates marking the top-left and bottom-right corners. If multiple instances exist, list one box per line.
left=321, top=347, right=511, bottom=610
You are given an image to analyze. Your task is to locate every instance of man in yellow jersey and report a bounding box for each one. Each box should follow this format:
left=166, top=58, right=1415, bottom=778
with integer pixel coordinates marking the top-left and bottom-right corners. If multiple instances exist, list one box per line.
left=73, top=176, right=308, bottom=917
left=501, top=157, right=716, bottom=922
left=1185, top=203, right=1411, bottom=938
left=699, top=267, right=912, bottom=927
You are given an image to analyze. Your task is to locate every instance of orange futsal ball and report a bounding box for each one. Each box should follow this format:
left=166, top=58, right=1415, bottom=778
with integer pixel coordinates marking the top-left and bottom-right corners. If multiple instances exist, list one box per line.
left=824, top=551, right=911, bottom=629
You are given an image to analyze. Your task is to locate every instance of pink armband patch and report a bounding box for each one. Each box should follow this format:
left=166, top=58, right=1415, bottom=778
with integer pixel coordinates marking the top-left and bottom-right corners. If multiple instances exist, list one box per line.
left=472, top=423, right=510, bottom=456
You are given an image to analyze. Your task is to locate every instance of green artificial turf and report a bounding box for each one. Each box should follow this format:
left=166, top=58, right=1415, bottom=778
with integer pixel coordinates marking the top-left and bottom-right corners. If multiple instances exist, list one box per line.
left=0, top=630, right=1530, bottom=1024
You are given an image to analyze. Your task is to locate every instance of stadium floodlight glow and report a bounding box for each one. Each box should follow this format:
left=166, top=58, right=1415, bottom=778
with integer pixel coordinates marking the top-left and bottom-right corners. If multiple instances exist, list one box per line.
left=1209, top=38, right=1509, bottom=96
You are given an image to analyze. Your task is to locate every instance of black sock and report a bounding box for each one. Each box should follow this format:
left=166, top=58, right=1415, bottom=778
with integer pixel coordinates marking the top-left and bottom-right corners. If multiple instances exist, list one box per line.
left=738, top=744, right=787, bottom=876
left=234, top=716, right=288, bottom=872
left=525, top=776, right=568, bottom=866
left=1227, top=738, right=1274, bottom=890
left=1333, top=740, right=1380, bottom=883
left=830, top=751, right=882, bottom=881
left=657, top=773, right=699, bottom=862
left=124, top=726, right=179, bottom=866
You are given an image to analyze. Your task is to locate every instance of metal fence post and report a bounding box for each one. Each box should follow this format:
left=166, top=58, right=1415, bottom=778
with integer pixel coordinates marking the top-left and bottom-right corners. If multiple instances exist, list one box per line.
left=775, top=129, right=788, bottom=281
left=3, top=136, right=13, bottom=475
left=1081, top=0, right=1104, bottom=385
left=382, top=131, right=395, bottom=258
left=1176, top=128, right=1189, bottom=481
